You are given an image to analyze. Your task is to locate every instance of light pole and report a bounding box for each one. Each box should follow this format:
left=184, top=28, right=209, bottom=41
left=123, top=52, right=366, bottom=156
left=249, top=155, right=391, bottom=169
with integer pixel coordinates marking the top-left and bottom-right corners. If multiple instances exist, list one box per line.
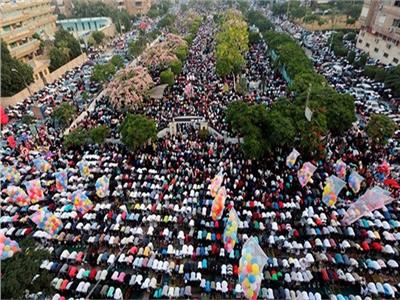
left=11, top=68, right=33, bottom=97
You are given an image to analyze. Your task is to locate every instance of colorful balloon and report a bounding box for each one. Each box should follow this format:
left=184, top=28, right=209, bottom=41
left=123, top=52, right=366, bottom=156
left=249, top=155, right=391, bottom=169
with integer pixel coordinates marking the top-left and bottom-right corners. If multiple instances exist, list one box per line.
left=0, top=233, right=20, bottom=260
left=211, top=186, right=226, bottom=221
left=95, top=175, right=110, bottom=198
left=286, top=148, right=300, bottom=168
left=335, top=160, right=347, bottom=179
left=297, top=162, right=317, bottom=187
left=238, top=237, right=267, bottom=300
left=223, top=208, right=239, bottom=253
left=348, top=171, right=364, bottom=194
left=322, top=175, right=346, bottom=207
left=33, top=157, right=51, bottom=173
left=54, top=171, right=68, bottom=192
left=3, top=186, right=30, bottom=207
left=209, top=171, right=224, bottom=197
left=77, top=160, right=91, bottom=177
left=1, top=164, right=21, bottom=184
left=30, top=207, right=63, bottom=235
left=24, top=179, right=45, bottom=203
left=72, top=190, right=93, bottom=215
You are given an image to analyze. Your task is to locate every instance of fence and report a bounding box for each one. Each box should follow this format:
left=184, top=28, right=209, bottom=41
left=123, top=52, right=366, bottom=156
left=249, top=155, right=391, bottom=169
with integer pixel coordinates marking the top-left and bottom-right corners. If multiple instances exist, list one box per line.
left=1, top=53, right=88, bottom=107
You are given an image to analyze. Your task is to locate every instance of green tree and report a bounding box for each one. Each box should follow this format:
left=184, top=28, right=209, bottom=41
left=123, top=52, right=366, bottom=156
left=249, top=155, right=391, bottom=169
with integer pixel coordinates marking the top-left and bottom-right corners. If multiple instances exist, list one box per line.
left=54, top=28, right=81, bottom=59
left=49, top=46, right=70, bottom=71
left=366, top=114, right=397, bottom=145
left=120, top=114, right=157, bottom=151
left=249, top=31, right=261, bottom=44
left=91, top=62, right=116, bottom=82
left=128, top=36, right=147, bottom=58
left=1, top=40, right=34, bottom=97
left=1, top=237, right=52, bottom=299
left=63, top=127, right=89, bottom=148
left=384, top=65, right=400, bottom=97
left=175, top=44, right=189, bottom=61
left=290, top=72, right=326, bottom=95
left=347, top=50, right=356, bottom=64
left=169, top=59, right=183, bottom=75
left=110, top=55, right=124, bottom=69
left=160, top=69, right=175, bottom=86
left=89, top=125, right=110, bottom=144
left=91, top=31, right=106, bottom=44
left=52, top=103, right=76, bottom=128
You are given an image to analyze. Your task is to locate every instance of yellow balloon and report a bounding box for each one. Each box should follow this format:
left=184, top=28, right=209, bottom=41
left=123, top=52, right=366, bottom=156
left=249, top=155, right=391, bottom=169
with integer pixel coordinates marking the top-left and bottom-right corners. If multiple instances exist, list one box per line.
left=252, top=263, right=260, bottom=275
left=246, top=289, right=253, bottom=299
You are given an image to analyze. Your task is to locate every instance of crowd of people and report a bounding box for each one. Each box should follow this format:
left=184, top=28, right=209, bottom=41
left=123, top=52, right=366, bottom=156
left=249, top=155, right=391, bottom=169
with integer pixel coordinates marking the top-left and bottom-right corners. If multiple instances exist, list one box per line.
left=1, top=6, right=400, bottom=300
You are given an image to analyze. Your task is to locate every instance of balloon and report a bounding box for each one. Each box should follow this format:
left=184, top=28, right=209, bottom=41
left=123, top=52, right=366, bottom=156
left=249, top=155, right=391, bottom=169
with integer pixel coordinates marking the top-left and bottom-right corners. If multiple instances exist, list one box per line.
left=297, top=162, right=317, bottom=187
left=286, top=148, right=300, bottom=168
left=209, top=171, right=224, bottom=197
left=335, top=160, right=347, bottom=179
left=211, top=187, right=226, bottom=220
left=54, top=171, right=68, bottom=192
left=72, top=190, right=93, bottom=215
left=322, top=175, right=346, bottom=207
left=95, top=175, right=110, bottom=198
left=24, top=179, right=44, bottom=203
left=223, top=208, right=239, bottom=253
left=77, top=160, right=91, bottom=177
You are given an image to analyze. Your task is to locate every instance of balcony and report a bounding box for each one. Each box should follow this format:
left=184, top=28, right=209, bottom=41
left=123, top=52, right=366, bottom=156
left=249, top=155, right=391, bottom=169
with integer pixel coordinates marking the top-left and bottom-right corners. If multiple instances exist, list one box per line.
left=9, top=39, right=40, bottom=59
left=0, top=27, right=34, bottom=44
left=0, top=12, right=29, bottom=27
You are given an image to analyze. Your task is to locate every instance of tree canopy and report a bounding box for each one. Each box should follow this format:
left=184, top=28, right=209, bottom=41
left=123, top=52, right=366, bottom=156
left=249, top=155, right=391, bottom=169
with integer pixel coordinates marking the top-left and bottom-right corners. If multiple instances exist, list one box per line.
left=91, top=62, right=116, bottom=83
left=1, top=40, right=34, bottom=97
left=91, top=31, right=106, bottom=45
left=54, top=29, right=81, bottom=59
left=52, top=103, right=76, bottom=128
left=366, top=114, right=397, bottom=145
left=120, top=114, right=157, bottom=152
left=160, top=69, right=175, bottom=86
left=215, top=10, right=249, bottom=77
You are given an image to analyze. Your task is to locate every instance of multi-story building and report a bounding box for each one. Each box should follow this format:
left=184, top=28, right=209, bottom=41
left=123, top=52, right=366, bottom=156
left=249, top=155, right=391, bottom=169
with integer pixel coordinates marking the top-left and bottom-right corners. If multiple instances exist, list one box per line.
left=357, top=0, right=400, bottom=65
left=0, top=0, right=58, bottom=80
left=57, top=17, right=116, bottom=41
left=53, top=0, right=73, bottom=17
left=102, top=0, right=152, bottom=15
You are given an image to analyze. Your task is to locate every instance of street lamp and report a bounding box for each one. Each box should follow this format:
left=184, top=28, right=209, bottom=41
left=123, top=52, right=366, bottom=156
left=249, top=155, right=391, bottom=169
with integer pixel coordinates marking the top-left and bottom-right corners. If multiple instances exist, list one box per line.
left=11, top=68, right=33, bottom=97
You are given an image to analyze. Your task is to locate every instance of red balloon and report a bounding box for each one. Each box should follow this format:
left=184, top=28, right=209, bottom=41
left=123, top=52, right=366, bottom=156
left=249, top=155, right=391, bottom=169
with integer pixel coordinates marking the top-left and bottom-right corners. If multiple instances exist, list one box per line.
left=0, top=106, right=8, bottom=125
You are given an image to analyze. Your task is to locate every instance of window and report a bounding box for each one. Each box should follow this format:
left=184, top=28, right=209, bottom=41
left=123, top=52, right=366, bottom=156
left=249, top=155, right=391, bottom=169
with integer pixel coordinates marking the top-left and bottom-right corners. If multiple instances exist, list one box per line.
left=366, top=42, right=370, bottom=47
left=394, top=0, right=400, bottom=7
left=135, top=1, right=142, bottom=6
left=383, top=52, right=389, bottom=58
left=374, top=47, right=379, bottom=52
left=88, top=22, right=91, bottom=30
left=394, top=57, right=399, bottom=64
left=358, top=39, right=363, bottom=44
left=387, top=43, right=392, bottom=49
left=82, top=22, right=85, bottom=30
left=393, top=19, right=400, bottom=28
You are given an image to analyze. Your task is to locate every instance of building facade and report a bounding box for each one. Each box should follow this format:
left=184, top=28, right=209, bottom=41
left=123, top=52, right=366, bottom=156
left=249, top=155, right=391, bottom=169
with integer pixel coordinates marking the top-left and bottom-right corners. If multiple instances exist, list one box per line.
left=357, top=0, right=400, bottom=65
left=102, top=0, right=151, bottom=15
left=53, top=0, right=73, bottom=17
left=57, top=17, right=116, bottom=40
left=0, top=0, right=57, bottom=80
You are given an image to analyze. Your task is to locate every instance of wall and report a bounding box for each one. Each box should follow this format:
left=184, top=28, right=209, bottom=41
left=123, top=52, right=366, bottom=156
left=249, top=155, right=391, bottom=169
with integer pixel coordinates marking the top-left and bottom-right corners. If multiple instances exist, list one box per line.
left=1, top=53, right=88, bottom=107
left=357, top=30, right=400, bottom=65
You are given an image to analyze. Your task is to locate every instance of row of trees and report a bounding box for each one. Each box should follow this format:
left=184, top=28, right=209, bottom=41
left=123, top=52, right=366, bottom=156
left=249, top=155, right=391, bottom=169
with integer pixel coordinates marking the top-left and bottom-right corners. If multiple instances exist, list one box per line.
left=364, top=65, right=400, bottom=97
left=63, top=125, right=110, bottom=148
left=1, top=40, right=34, bottom=97
left=215, top=10, right=249, bottom=79
left=72, top=0, right=132, bottom=33
left=49, top=29, right=82, bottom=71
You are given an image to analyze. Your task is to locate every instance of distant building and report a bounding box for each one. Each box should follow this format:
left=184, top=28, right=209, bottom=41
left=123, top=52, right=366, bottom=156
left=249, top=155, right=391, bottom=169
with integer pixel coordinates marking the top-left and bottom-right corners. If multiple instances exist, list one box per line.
left=57, top=17, right=116, bottom=40
left=0, top=0, right=57, bottom=80
left=102, top=0, right=152, bottom=15
left=52, top=0, right=73, bottom=17
left=357, top=0, right=400, bottom=65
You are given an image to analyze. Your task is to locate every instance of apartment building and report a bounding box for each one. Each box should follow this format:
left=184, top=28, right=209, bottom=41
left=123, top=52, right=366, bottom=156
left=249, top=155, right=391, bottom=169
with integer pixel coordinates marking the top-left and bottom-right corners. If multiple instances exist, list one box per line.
left=357, top=0, right=400, bottom=65
left=102, top=0, right=152, bottom=15
left=53, top=0, right=73, bottom=17
left=0, top=0, right=58, bottom=80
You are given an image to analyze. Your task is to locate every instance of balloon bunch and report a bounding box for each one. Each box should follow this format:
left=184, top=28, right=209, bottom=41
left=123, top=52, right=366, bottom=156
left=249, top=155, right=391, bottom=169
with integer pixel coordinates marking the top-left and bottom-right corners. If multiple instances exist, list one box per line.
left=297, top=162, right=317, bottom=187
left=3, top=186, right=30, bottom=207
left=239, top=237, right=267, bottom=300
left=77, top=160, right=91, bottom=177
left=72, top=190, right=93, bottom=215
left=33, top=157, right=51, bottom=173
left=335, top=160, right=347, bottom=179
left=209, top=171, right=224, bottom=197
left=223, top=208, right=239, bottom=253
left=24, top=179, right=44, bottom=203
left=30, top=208, right=63, bottom=235
left=54, top=171, right=68, bottom=192
left=348, top=171, right=364, bottom=194
left=286, top=148, right=300, bottom=168
left=95, top=175, right=110, bottom=198
left=0, top=234, right=20, bottom=260
left=211, top=187, right=226, bottom=221
left=322, top=175, right=346, bottom=207
left=1, top=165, right=21, bottom=184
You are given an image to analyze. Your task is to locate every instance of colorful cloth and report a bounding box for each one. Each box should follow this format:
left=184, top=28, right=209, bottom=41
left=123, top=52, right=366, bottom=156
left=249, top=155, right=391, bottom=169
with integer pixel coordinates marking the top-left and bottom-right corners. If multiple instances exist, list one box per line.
left=343, top=187, right=394, bottom=225
left=348, top=171, right=364, bottom=194
left=3, top=186, right=30, bottom=207
left=209, top=171, right=224, bottom=197
left=239, top=237, right=267, bottom=300
left=335, top=160, right=347, bottom=179
left=223, top=208, right=239, bottom=253
left=286, top=148, right=300, bottom=168
left=72, top=190, right=93, bottom=215
left=211, top=186, right=226, bottom=221
left=322, top=175, right=346, bottom=207
left=54, top=171, right=68, bottom=192
left=77, top=160, right=90, bottom=177
left=24, top=179, right=44, bottom=203
left=30, top=208, right=63, bottom=235
left=33, top=157, right=51, bottom=173
left=0, top=233, right=21, bottom=260
left=297, top=162, right=317, bottom=187
left=95, top=175, right=110, bottom=198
